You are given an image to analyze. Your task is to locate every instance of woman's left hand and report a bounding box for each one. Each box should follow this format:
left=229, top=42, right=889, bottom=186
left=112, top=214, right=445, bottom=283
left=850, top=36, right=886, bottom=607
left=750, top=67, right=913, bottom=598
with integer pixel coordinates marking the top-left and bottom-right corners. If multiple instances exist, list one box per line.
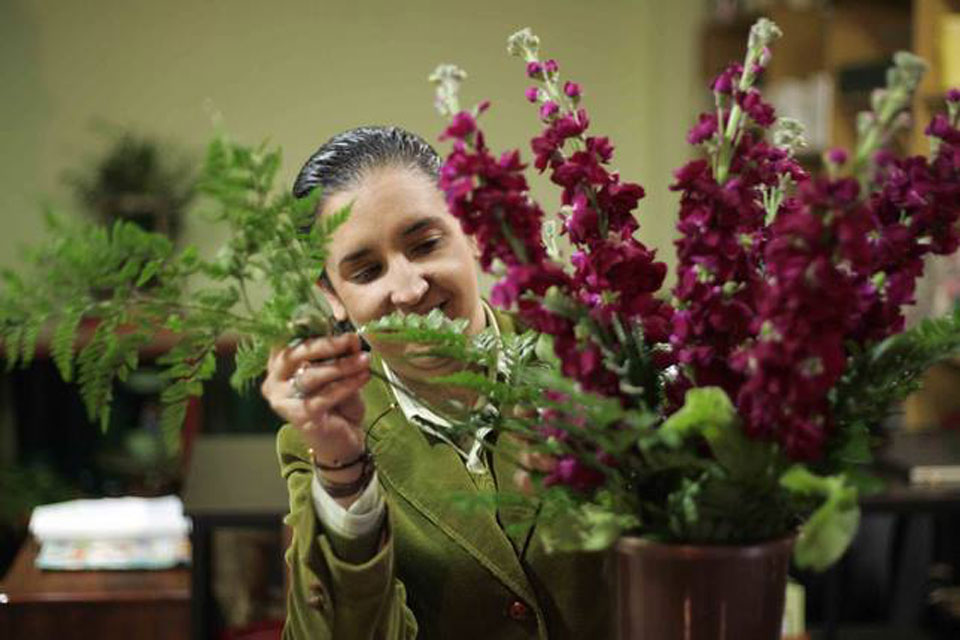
left=509, top=435, right=557, bottom=495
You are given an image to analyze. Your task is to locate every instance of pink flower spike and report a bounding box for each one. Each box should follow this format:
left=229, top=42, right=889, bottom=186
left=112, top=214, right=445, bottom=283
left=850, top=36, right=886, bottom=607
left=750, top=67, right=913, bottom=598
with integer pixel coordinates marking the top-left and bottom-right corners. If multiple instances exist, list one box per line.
left=563, top=81, right=581, bottom=98
left=544, top=59, right=559, bottom=75
left=441, top=111, right=477, bottom=140
left=540, top=100, right=560, bottom=120
left=477, top=100, right=491, bottom=114
left=947, top=88, right=960, bottom=103
left=525, top=86, right=540, bottom=103
left=526, top=61, right=544, bottom=79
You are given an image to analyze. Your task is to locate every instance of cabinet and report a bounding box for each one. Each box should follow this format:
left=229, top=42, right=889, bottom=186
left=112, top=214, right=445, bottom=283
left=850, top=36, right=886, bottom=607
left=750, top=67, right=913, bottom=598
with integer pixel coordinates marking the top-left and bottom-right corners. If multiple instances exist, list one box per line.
left=701, top=0, right=960, bottom=160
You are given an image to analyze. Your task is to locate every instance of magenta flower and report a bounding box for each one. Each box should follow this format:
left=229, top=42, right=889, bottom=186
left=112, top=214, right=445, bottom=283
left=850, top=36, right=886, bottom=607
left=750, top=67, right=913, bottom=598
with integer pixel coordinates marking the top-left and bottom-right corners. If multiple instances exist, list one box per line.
left=826, top=148, right=848, bottom=165
left=539, top=100, right=560, bottom=120
left=543, top=455, right=605, bottom=493
left=563, top=81, right=581, bottom=98
left=686, top=113, right=718, bottom=145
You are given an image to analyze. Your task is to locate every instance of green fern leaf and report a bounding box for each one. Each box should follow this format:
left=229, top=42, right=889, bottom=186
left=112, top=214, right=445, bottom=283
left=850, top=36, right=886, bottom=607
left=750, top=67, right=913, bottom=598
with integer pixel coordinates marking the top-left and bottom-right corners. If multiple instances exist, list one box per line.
left=231, top=338, right=270, bottom=392
left=52, top=307, right=84, bottom=382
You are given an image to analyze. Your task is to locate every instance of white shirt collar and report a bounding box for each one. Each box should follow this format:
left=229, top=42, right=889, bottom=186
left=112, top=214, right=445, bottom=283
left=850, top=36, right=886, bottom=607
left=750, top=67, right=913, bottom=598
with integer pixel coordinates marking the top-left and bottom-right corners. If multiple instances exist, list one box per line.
left=380, top=300, right=501, bottom=475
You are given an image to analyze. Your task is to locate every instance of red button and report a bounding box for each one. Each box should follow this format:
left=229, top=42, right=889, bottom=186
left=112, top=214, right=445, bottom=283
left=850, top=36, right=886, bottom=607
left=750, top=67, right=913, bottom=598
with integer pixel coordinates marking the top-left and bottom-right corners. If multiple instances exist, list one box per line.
left=508, top=599, right=530, bottom=621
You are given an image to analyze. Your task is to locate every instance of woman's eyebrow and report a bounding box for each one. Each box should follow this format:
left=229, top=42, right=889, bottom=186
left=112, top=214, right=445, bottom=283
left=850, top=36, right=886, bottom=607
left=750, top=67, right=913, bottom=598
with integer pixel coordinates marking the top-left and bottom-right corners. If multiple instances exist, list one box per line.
left=339, top=247, right=372, bottom=268
left=401, top=216, right=443, bottom=238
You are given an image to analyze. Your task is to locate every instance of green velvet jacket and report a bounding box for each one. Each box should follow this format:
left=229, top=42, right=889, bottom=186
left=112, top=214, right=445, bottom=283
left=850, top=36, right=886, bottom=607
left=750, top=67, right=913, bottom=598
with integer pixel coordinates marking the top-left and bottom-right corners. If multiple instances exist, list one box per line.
left=276, top=309, right=612, bottom=639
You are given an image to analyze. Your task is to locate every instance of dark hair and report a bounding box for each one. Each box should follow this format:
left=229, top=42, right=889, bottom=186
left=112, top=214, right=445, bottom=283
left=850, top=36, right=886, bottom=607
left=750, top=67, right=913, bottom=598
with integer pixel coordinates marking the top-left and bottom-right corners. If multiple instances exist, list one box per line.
left=292, top=125, right=441, bottom=204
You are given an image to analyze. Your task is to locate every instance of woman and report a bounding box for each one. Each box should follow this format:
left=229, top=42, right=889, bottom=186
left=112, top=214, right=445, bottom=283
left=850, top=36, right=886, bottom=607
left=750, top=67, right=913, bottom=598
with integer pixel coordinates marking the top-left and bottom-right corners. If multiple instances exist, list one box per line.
left=261, top=126, right=610, bottom=639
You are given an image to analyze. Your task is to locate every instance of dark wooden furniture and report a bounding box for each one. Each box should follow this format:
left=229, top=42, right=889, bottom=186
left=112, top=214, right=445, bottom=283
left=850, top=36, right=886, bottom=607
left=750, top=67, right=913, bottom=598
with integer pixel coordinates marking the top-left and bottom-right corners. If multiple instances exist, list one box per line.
left=0, top=536, right=189, bottom=640
left=817, top=466, right=960, bottom=639
left=181, top=434, right=288, bottom=640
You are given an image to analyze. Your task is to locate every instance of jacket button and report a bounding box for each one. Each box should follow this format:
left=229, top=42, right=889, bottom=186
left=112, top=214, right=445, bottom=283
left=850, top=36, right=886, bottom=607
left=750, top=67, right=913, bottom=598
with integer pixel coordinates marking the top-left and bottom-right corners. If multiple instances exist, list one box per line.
left=508, top=599, right=530, bottom=621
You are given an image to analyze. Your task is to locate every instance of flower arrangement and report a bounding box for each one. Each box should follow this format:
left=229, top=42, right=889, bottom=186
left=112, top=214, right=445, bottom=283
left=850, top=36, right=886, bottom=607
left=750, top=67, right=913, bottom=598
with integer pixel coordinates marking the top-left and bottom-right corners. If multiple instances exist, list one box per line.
left=374, top=19, right=960, bottom=569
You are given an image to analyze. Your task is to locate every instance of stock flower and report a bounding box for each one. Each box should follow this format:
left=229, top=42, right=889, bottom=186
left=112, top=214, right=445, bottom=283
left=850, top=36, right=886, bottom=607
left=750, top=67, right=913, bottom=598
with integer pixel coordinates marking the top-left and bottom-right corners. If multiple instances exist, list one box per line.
left=543, top=455, right=605, bottom=493
left=540, top=101, right=560, bottom=120
left=711, top=64, right=741, bottom=94
left=686, top=113, right=718, bottom=145
left=737, top=89, right=776, bottom=127
left=438, top=119, right=548, bottom=271
left=826, top=148, right=848, bottom=165
left=926, top=113, right=960, bottom=144
left=442, top=111, right=477, bottom=140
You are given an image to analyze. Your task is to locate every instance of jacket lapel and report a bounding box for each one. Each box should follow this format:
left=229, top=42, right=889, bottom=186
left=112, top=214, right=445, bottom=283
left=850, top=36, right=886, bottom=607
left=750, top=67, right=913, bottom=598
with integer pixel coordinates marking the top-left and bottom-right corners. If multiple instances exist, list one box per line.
left=364, top=353, right=536, bottom=605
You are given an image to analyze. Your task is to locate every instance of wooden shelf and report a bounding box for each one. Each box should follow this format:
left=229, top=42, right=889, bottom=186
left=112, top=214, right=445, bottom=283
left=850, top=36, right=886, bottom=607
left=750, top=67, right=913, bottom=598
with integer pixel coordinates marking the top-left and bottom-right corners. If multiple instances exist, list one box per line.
left=700, top=0, right=951, bottom=160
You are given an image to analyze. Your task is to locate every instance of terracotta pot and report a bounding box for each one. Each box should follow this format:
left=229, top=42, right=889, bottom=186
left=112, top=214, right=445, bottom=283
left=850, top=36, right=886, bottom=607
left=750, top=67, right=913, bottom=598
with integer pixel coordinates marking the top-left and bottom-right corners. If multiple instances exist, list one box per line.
left=615, top=535, right=795, bottom=640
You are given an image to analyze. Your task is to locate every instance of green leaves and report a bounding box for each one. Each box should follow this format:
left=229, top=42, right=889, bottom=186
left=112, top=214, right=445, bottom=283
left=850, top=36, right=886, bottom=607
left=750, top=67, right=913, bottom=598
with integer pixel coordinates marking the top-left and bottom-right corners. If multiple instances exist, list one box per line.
left=538, top=490, right=641, bottom=553
left=0, top=132, right=343, bottom=443
left=780, top=466, right=860, bottom=571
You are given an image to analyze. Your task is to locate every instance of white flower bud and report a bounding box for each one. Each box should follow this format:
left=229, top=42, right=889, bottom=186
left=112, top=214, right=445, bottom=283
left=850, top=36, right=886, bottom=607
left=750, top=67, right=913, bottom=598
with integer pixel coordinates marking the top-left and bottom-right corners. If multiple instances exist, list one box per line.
left=429, top=64, right=468, bottom=117
left=507, top=27, right=540, bottom=58
left=892, top=51, right=928, bottom=93
left=773, top=117, right=807, bottom=155
left=748, top=18, right=782, bottom=51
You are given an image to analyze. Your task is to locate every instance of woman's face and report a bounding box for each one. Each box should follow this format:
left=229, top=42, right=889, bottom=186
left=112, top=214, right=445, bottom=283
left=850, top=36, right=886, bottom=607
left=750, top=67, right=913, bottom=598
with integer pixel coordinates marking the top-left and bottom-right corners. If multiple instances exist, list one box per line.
left=318, top=164, right=485, bottom=378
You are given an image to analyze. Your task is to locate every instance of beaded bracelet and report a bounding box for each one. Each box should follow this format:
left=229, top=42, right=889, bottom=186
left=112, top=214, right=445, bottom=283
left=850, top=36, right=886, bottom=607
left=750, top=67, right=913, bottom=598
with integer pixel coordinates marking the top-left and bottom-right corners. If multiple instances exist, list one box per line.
left=308, top=447, right=375, bottom=498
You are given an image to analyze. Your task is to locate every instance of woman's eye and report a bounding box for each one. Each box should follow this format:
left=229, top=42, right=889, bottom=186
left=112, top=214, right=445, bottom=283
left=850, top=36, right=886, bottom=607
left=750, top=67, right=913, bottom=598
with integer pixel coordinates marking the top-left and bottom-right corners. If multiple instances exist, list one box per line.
left=411, top=237, right=441, bottom=256
left=351, top=265, right=381, bottom=283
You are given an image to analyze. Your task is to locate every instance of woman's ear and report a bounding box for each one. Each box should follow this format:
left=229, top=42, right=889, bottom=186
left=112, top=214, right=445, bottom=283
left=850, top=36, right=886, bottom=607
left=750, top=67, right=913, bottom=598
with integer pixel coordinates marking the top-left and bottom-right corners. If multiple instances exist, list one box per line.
left=318, top=277, right=349, bottom=322
left=467, top=234, right=481, bottom=261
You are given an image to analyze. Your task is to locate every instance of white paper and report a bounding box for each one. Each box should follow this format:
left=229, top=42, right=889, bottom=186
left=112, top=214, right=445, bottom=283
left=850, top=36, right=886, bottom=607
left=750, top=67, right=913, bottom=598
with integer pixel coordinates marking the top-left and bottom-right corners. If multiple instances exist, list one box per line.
left=29, top=495, right=191, bottom=542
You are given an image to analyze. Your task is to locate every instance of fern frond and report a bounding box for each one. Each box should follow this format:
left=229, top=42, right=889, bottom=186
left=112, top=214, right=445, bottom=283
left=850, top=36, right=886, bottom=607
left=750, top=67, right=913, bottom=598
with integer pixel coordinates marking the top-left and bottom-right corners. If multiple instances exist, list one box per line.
left=834, top=307, right=960, bottom=430
left=2, top=324, right=24, bottom=372
left=231, top=337, right=270, bottom=392
left=52, top=307, right=84, bottom=382
left=19, top=315, right=46, bottom=368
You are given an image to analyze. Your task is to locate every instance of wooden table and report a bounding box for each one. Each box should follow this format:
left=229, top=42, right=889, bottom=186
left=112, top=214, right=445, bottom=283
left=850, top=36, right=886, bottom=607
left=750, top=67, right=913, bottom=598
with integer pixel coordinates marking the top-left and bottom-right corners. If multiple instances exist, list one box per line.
left=0, top=536, right=189, bottom=640
left=181, top=434, right=289, bottom=640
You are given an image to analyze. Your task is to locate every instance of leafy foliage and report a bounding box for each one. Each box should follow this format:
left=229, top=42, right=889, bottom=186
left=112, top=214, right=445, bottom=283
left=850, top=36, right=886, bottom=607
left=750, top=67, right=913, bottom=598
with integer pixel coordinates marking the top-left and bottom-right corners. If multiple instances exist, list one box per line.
left=0, top=134, right=345, bottom=447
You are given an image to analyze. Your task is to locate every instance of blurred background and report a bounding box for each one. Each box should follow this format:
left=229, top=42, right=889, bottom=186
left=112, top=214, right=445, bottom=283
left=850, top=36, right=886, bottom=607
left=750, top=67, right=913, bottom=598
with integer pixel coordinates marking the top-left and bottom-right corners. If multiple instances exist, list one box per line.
left=2, top=0, right=960, bottom=638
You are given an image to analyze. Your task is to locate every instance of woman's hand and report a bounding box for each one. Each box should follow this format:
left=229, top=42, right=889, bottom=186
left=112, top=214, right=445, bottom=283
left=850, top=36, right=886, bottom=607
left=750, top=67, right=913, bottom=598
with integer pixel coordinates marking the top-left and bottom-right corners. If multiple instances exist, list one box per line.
left=262, top=333, right=372, bottom=503
left=506, top=433, right=558, bottom=496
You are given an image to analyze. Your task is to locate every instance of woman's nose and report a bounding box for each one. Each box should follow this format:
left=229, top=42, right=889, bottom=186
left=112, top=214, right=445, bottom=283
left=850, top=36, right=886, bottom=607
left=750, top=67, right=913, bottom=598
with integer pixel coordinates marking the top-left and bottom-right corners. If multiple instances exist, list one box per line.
left=388, top=260, right=429, bottom=309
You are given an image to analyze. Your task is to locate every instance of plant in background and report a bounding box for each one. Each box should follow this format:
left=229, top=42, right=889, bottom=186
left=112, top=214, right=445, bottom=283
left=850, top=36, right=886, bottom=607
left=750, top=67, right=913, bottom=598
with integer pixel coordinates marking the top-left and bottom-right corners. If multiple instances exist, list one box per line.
left=376, top=20, right=960, bottom=570
left=64, top=126, right=197, bottom=239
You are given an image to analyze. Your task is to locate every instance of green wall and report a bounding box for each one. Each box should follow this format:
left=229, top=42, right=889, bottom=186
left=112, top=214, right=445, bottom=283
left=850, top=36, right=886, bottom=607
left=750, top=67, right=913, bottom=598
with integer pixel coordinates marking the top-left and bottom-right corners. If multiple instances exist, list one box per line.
left=0, top=0, right=706, bottom=277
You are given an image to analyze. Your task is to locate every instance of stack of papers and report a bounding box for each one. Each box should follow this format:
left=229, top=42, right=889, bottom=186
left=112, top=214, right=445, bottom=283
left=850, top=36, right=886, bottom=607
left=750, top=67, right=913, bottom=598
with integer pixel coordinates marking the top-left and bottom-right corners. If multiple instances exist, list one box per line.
left=28, top=495, right=191, bottom=570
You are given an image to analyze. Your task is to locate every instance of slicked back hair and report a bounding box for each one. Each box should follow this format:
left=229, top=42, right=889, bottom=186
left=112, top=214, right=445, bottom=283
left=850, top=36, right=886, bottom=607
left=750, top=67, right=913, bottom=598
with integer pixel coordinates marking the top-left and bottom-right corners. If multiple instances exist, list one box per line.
left=292, top=125, right=441, bottom=206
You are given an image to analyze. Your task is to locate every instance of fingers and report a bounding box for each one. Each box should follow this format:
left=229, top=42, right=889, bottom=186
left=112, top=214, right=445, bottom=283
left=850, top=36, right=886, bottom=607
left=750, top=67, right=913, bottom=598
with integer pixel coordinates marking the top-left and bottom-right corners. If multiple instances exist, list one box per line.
left=514, top=469, right=534, bottom=496
left=271, top=333, right=362, bottom=382
left=517, top=450, right=557, bottom=474
left=294, top=352, right=370, bottom=396
left=271, top=368, right=371, bottom=425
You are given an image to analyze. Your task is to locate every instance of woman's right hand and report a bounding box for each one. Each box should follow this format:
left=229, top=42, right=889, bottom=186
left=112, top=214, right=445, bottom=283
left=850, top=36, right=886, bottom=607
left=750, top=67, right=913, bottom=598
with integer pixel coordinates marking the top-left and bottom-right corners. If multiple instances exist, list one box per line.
left=262, top=333, right=371, bottom=476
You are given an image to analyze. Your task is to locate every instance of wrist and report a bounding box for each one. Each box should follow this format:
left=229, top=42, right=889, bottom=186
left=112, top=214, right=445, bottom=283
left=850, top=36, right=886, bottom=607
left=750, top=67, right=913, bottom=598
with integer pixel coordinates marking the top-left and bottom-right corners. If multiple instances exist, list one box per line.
left=309, top=447, right=375, bottom=502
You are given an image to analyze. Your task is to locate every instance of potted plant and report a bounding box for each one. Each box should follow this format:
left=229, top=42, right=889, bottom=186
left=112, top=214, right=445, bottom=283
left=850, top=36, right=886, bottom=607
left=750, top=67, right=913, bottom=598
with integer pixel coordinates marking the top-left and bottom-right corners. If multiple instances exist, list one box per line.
left=64, top=127, right=196, bottom=240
